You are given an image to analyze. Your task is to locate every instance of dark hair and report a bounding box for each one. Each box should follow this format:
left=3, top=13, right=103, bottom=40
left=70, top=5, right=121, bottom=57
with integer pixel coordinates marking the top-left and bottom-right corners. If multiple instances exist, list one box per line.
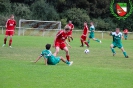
left=45, top=44, right=51, bottom=50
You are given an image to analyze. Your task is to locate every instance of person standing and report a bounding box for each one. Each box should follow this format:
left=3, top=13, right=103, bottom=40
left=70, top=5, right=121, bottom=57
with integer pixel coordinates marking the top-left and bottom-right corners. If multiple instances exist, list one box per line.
left=123, top=28, right=128, bottom=40
left=67, top=21, right=74, bottom=42
left=80, top=22, right=89, bottom=47
left=110, top=28, right=128, bottom=58
left=2, top=15, right=16, bottom=48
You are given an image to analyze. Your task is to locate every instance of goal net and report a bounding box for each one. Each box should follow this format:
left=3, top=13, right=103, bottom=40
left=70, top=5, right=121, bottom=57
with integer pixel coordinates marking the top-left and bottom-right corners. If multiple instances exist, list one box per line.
left=18, top=19, right=61, bottom=36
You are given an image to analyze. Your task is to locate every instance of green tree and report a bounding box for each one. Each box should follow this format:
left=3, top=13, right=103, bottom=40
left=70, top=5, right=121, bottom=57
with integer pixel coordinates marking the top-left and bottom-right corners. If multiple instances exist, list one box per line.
left=11, top=3, right=32, bottom=19
left=31, top=0, right=59, bottom=21
left=64, top=8, right=90, bottom=28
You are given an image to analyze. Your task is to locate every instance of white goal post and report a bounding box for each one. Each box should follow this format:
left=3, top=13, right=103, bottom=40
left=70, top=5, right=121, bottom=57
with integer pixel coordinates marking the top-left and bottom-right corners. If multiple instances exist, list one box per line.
left=18, top=19, right=61, bottom=36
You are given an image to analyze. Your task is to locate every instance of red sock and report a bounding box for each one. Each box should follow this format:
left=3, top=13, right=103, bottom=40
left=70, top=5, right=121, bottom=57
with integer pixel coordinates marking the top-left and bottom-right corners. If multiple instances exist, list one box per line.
left=4, top=38, right=7, bottom=44
left=85, top=42, right=89, bottom=47
left=9, top=39, right=12, bottom=46
left=81, top=40, right=83, bottom=46
left=66, top=55, right=70, bottom=61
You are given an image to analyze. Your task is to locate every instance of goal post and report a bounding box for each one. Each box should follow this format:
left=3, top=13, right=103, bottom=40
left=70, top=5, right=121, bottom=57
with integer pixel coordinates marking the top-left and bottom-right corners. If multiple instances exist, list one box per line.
left=18, top=19, right=61, bottom=36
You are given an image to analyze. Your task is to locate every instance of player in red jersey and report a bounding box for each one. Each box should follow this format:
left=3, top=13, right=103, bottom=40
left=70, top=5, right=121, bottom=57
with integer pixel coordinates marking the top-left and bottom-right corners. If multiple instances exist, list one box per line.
left=67, top=21, right=74, bottom=42
left=123, top=28, right=128, bottom=40
left=80, top=22, right=89, bottom=47
left=2, top=15, right=16, bottom=48
left=53, top=25, right=71, bottom=61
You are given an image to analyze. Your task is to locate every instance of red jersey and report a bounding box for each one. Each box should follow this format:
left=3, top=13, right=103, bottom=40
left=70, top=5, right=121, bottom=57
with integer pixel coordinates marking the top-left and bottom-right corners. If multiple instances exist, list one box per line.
left=6, top=19, right=16, bottom=31
left=55, top=30, right=68, bottom=43
left=123, top=29, right=128, bottom=34
left=68, top=23, right=74, bottom=31
left=82, top=25, right=88, bottom=36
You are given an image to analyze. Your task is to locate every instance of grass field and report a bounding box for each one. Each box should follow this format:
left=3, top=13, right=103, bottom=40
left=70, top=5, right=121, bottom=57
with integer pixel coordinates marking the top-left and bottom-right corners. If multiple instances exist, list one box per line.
left=0, top=32, right=133, bottom=88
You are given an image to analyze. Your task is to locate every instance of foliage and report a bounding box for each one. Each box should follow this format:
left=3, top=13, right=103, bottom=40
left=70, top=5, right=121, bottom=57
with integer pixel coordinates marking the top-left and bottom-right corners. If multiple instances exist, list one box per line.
left=64, top=8, right=90, bottom=28
left=31, top=0, right=59, bottom=21
left=0, top=0, right=133, bottom=31
left=11, top=3, right=32, bottom=19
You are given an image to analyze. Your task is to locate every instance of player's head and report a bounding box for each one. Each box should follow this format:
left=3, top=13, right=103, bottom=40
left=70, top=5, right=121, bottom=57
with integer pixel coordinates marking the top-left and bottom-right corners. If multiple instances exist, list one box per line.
left=45, top=44, right=51, bottom=50
left=10, top=14, right=14, bottom=19
left=69, top=21, right=72, bottom=24
left=90, top=22, right=94, bottom=25
left=64, top=25, right=70, bottom=33
left=84, top=22, right=87, bottom=26
left=116, top=28, right=120, bottom=34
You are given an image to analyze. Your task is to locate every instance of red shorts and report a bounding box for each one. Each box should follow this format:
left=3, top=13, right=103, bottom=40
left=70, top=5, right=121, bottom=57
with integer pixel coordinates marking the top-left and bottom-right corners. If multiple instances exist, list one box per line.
left=55, top=42, right=66, bottom=50
left=81, top=35, right=87, bottom=41
left=5, top=30, right=14, bottom=36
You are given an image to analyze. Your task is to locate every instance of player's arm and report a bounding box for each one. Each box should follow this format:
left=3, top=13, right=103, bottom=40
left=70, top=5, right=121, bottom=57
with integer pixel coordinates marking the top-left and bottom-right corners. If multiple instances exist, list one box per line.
left=65, top=40, right=71, bottom=48
left=44, top=58, right=48, bottom=65
left=109, top=31, right=113, bottom=36
left=5, top=19, right=9, bottom=28
left=33, top=55, right=42, bottom=63
left=72, top=24, right=74, bottom=29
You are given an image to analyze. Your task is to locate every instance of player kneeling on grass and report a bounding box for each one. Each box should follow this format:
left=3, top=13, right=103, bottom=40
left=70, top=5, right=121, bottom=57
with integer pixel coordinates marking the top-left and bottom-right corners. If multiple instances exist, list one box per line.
left=33, top=44, right=73, bottom=66
left=110, top=28, right=128, bottom=58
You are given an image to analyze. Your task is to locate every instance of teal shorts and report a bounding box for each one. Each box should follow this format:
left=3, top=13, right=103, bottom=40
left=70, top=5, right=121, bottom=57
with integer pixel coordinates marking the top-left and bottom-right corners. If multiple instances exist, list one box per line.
left=47, top=57, right=61, bottom=65
left=112, top=42, right=123, bottom=49
left=89, top=34, right=94, bottom=39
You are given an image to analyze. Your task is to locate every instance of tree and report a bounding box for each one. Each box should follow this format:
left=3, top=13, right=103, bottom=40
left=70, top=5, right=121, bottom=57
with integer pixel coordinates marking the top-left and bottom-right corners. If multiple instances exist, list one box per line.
left=64, top=8, right=90, bottom=28
left=31, top=0, right=59, bottom=21
left=11, top=3, right=32, bottom=19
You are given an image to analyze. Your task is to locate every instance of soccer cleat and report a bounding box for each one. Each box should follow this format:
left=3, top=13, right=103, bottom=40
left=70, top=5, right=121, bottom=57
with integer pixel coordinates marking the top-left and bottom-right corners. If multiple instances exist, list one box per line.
left=100, top=41, right=102, bottom=43
left=2, top=44, right=5, bottom=47
left=113, top=53, right=116, bottom=56
left=68, top=61, right=73, bottom=66
left=80, top=45, right=84, bottom=47
left=125, top=56, right=129, bottom=58
left=9, top=46, right=13, bottom=48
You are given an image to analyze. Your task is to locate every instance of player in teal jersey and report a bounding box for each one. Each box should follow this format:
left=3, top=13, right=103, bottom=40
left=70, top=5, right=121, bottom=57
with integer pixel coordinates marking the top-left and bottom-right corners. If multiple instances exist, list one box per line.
left=33, top=44, right=73, bottom=66
left=88, top=22, right=101, bottom=44
left=110, top=28, right=128, bottom=58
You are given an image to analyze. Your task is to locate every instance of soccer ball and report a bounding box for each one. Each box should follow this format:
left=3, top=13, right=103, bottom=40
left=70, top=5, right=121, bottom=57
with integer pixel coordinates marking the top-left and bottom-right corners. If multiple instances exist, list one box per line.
left=84, top=49, right=90, bottom=54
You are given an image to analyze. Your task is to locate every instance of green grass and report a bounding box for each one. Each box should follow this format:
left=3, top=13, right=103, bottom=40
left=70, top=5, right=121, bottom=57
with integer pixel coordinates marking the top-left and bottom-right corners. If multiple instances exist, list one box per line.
left=0, top=33, right=133, bottom=88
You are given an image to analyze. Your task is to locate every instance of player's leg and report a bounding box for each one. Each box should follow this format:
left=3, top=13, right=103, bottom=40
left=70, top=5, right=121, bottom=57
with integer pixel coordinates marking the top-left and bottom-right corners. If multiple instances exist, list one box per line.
left=92, top=38, right=101, bottom=43
left=110, top=44, right=116, bottom=56
left=53, top=47, right=60, bottom=56
left=9, top=35, right=13, bottom=48
left=3, top=31, right=9, bottom=47
left=120, top=47, right=128, bottom=58
left=88, top=38, right=90, bottom=44
left=83, top=36, right=89, bottom=47
left=80, top=35, right=84, bottom=47
left=60, top=56, right=73, bottom=66
left=3, top=35, right=8, bottom=47
left=63, top=47, right=70, bottom=61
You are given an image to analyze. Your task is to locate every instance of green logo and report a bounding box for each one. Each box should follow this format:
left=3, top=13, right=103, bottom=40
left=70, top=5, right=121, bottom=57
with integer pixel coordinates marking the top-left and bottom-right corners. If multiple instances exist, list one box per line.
left=110, top=0, right=133, bottom=20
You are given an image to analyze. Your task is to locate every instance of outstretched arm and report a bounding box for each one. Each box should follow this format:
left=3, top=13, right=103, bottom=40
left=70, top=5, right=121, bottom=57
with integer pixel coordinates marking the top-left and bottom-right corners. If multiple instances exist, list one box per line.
left=33, top=56, right=42, bottom=63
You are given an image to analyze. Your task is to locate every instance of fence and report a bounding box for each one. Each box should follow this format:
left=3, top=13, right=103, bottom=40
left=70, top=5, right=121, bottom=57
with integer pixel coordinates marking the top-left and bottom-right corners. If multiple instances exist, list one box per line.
left=0, top=26, right=133, bottom=39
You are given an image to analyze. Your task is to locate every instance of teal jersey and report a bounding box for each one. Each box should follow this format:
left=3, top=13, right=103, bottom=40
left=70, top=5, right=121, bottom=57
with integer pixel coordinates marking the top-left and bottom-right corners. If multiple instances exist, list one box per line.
left=90, top=25, right=95, bottom=35
left=41, top=50, right=60, bottom=65
left=111, top=32, right=123, bottom=44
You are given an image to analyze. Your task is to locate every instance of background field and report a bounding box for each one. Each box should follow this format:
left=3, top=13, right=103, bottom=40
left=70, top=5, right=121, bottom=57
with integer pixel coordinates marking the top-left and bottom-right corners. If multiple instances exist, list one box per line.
left=0, top=32, right=133, bottom=88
